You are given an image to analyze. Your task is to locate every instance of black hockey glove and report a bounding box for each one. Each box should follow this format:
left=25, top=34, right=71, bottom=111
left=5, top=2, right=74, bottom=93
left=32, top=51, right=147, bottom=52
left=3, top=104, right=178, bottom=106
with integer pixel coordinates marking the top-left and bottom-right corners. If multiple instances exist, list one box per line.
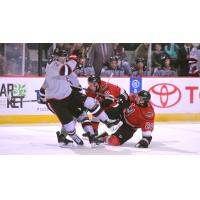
left=135, top=136, right=152, bottom=148
left=116, top=93, right=128, bottom=106
left=100, top=95, right=114, bottom=108
left=38, top=87, right=46, bottom=104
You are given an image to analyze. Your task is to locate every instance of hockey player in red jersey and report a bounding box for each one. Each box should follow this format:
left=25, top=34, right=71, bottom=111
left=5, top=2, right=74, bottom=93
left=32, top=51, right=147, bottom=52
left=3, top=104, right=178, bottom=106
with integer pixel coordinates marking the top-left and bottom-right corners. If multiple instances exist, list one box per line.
left=83, top=75, right=128, bottom=137
left=96, top=90, right=155, bottom=148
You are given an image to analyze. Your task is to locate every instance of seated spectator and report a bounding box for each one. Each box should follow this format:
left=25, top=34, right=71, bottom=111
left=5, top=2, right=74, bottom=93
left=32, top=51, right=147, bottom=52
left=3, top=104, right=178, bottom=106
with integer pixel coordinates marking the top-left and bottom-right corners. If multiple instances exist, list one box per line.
left=153, top=54, right=177, bottom=76
left=48, top=43, right=72, bottom=58
left=119, top=59, right=131, bottom=75
left=75, top=63, right=95, bottom=76
left=101, top=56, right=125, bottom=76
left=71, top=43, right=92, bottom=66
left=164, top=43, right=180, bottom=68
left=152, top=43, right=163, bottom=72
left=113, top=43, right=131, bottom=75
left=70, top=44, right=95, bottom=76
left=134, top=43, right=149, bottom=64
left=130, top=57, right=150, bottom=77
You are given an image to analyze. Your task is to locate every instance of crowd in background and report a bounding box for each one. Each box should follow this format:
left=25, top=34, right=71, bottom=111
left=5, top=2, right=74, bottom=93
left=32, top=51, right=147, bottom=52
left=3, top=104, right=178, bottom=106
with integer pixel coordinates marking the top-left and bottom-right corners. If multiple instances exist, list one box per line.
left=0, top=43, right=200, bottom=77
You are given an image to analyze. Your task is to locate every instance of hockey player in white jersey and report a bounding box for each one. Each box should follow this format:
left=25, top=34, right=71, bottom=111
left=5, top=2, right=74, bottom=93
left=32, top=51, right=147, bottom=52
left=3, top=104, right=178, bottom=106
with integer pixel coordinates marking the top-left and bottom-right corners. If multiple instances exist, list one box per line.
left=39, top=48, right=122, bottom=146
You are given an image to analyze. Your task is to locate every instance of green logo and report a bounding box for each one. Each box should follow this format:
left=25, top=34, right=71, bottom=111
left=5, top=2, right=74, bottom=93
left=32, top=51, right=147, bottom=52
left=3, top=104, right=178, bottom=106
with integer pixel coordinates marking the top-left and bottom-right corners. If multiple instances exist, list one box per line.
left=13, top=84, right=27, bottom=97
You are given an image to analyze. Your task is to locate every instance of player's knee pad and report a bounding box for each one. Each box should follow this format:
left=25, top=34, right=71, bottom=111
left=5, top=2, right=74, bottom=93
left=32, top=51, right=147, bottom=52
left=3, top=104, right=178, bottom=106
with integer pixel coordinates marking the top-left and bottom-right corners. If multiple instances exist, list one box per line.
left=81, top=117, right=92, bottom=129
left=84, top=97, right=103, bottom=117
left=63, top=121, right=76, bottom=135
left=76, top=112, right=95, bottom=135
left=77, top=112, right=91, bottom=127
left=108, top=135, right=121, bottom=146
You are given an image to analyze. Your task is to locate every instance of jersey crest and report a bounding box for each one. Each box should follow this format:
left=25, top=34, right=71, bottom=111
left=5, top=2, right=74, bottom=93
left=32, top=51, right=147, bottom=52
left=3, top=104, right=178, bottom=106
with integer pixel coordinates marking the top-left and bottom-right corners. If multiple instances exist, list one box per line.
left=146, top=112, right=153, bottom=118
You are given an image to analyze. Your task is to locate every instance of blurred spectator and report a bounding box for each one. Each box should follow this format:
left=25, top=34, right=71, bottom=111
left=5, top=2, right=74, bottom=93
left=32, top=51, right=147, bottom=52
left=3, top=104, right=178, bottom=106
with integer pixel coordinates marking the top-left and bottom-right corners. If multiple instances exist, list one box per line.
left=130, top=57, right=150, bottom=77
left=153, top=54, right=177, bottom=76
left=5, top=43, right=30, bottom=75
left=134, top=43, right=149, bottom=63
left=101, top=56, right=124, bottom=76
left=48, top=43, right=72, bottom=58
left=71, top=44, right=95, bottom=76
left=113, top=43, right=131, bottom=75
left=75, top=66, right=95, bottom=76
left=113, top=43, right=126, bottom=58
left=164, top=43, right=180, bottom=68
left=70, top=43, right=89, bottom=57
left=0, top=54, right=6, bottom=75
left=88, top=43, right=114, bottom=76
left=152, top=43, right=163, bottom=71
left=119, top=59, right=131, bottom=75
left=70, top=43, right=83, bottom=54
left=70, top=43, right=91, bottom=66
left=178, top=43, right=198, bottom=76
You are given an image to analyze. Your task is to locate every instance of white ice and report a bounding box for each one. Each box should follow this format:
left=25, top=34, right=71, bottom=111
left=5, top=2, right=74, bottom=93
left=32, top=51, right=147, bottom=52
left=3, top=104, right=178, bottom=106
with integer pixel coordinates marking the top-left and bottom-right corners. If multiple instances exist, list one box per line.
left=0, top=122, right=200, bottom=155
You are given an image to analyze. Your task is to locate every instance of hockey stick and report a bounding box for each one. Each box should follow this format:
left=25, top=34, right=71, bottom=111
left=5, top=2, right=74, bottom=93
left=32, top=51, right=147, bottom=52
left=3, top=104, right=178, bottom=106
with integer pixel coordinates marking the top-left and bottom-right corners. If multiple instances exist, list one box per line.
left=21, top=99, right=39, bottom=103
left=5, top=91, right=39, bottom=103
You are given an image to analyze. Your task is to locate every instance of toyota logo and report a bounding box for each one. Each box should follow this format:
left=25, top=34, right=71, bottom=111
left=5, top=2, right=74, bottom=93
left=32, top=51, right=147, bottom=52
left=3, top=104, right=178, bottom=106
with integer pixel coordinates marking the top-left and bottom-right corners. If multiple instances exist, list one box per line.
left=148, top=83, right=181, bottom=108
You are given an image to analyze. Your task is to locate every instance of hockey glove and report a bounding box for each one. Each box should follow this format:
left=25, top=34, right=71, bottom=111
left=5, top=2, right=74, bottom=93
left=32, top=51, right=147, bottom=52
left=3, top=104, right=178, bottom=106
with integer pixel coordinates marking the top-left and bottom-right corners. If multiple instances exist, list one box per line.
left=100, top=95, right=114, bottom=108
left=135, top=136, right=152, bottom=148
left=116, top=93, right=128, bottom=106
left=38, top=87, right=46, bottom=104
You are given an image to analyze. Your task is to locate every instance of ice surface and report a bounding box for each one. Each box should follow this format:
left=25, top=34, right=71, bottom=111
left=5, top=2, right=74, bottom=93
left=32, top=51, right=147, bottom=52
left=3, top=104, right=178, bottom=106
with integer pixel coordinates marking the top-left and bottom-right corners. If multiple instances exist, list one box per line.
left=0, top=123, right=200, bottom=155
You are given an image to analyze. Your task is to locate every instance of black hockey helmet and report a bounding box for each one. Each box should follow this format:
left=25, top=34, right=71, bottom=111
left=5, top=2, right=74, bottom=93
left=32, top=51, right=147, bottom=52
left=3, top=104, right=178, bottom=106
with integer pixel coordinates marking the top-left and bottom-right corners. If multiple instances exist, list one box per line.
left=137, top=90, right=151, bottom=106
left=136, top=57, right=145, bottom=64
left=88, top=75, right=101, bottom=84
left=53, top=48, right=68, bottom=57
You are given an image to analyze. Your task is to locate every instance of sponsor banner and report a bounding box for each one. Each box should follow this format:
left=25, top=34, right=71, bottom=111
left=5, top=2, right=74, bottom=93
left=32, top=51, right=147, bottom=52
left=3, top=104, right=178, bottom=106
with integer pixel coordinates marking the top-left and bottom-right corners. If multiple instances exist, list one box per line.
left=142, top=78, right=200, bottom=114
left=130, top=78, right=142, bottom=94
left=0, top=77, right=200, bottom=115
left=0, top=78, right=51, bottom=115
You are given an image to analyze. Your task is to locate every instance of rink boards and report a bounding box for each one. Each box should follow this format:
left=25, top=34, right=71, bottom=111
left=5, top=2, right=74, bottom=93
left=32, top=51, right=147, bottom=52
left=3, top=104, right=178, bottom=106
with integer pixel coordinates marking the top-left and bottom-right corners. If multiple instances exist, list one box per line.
left=0, top=77, right=200, bottom=124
